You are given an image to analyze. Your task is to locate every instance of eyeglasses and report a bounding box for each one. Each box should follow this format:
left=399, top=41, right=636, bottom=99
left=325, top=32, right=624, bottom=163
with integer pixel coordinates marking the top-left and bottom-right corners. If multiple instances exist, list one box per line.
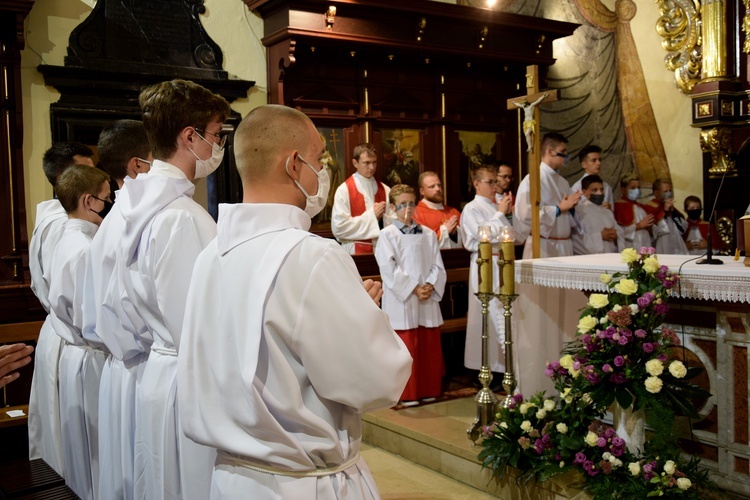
left=195, top=128, right=227, bottom=148
left=478, top=179, right=497, bottom=186
left=91, top=195, right=112, bottom=204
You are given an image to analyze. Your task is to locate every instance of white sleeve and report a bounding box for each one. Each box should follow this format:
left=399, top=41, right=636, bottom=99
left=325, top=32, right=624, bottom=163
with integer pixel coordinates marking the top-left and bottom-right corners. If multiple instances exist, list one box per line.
left=374, top=229, right=419, bottom=304
left=330, top=183, right=382, bottom=242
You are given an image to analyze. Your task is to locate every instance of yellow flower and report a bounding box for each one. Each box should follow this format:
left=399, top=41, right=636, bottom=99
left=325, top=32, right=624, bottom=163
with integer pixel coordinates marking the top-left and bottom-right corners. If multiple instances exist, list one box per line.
left=663, top=460, right=676, bottom=475
left=588, top=293, right=609, bottom=309
left=520, top=420, right=532, bottom=433
left=543, top=399, right=556, bottom=411
left=615, top=278, right=638, bottom=295
left=645, top=359, right=664, bottom=376
left=561, top=387, right=573, bottom=404
left=600, top=273, right=612, bottom=284
left=628, top=462, right=640, bottom=476
left=559, top=355, right=574, bottom=370
left=577, top=315, right=598, bottom=334
left=677, top=478, right=692, bottom=490
left=643, top=256, right=659, bottom=274
left=584, top=431, right=598, bottom=446
left=535, top=409, right=547, bottom=419
left=621, top=248, right=638, bottom=263
left=556, top=423, right=568, bottom=434
left=519, top=402, right=535, bottom=415
left=645, top=376, right=663, bottom=394
left=669, top=360, right=687, bottom=378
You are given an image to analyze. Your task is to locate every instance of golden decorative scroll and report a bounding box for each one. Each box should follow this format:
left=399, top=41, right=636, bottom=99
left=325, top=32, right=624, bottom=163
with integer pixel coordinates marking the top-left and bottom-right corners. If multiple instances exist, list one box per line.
left=699, top=126, right=736, bottom=176
left=655, top=0, right=702, bottom=93
left=743, top=0, right=750, bottom=53
left=573, top=0, right=670, bottom=183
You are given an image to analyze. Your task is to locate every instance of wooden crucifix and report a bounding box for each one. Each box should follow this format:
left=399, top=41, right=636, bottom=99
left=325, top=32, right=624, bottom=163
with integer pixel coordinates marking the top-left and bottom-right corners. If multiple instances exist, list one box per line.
left=506, top=65, right=558, bottom=258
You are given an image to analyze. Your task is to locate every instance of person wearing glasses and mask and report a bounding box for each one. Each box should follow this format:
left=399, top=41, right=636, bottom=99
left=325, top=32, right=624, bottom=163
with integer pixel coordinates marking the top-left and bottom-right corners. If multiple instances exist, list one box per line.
left=47, top=165, right=111, bottom=499
left=178, top=104, right=411, bottom=499
left=515, top=132, right=582, bottom=259
left=460, top=165, right=512, bottom=385
left=643, top=178, right=688, bottom=254
left=83, top=79, right=230, bottom=500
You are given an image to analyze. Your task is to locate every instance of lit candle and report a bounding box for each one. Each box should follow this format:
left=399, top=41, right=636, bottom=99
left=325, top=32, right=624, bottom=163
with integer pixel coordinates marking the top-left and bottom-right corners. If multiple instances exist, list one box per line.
left=500, top=226, right=515, bottom=295
left=477, top=226, right=493, bottom=294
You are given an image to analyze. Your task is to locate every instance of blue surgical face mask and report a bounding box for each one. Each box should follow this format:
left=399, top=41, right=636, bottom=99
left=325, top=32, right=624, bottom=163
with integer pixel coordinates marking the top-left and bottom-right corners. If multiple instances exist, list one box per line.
left=661, top=190, right=673, bottom=201
left=627, top=188, right=641, bottom=201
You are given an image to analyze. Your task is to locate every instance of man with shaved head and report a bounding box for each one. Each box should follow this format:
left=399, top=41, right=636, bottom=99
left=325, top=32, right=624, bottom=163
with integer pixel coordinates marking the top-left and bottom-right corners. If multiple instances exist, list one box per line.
left=178, top=104, right=412, bottom=498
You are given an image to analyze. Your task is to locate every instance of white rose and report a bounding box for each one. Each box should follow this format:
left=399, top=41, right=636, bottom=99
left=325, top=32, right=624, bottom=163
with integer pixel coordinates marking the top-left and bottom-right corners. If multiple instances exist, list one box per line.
left=602, top=452, right=612, bottom=461
left=585, top=431, right=598, bottom=447
left=556, top=423, right=568, bottom=434
left=519, top=403, right=535, bottom=415
left=628, top=462, right=641, bottom=476
left=669, top=360, right=688, bottom=379
left=645, top=376, right=664, bottom=394
left=613, top=304, right=622, bottom=312
left=613, top=458, right=623, bottom=468
left=559, top=461, right=565, bottom=468
left=520, top=420, right=532, bottom=433
left=645, top=359, right=664, bottom=376
left=600, top=316, right=608, bottom=324
left=663, top=460, right=676, bottom=475
left=499, top=422, right=508, bottom=429
left=676, top=477, right=692, bottom=490
left=629, top=304, right=639, bottom=314
left=543, top=399, right=556, bottom=411
left=536, top=409, right=547, bottom=420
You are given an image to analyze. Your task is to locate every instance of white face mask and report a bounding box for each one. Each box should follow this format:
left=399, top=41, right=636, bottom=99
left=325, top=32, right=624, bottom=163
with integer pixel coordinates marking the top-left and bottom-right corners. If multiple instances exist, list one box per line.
left=189, top=131, right=225, bottom=179
left=285, top=154, right=330, bottom=218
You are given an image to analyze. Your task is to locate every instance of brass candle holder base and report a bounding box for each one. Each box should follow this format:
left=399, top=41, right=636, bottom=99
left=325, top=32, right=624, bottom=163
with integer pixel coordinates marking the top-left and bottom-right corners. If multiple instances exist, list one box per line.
left=468, top=292, right=498, bottom=444
left=498, top=294, right=518, bottom=409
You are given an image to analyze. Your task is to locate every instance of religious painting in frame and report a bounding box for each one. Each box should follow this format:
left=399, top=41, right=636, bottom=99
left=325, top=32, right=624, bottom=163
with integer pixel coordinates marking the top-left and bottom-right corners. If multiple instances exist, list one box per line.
left=380, top=128, right=422, bottom=191
left=457, top=130, right=497, bottom=205
left=311, top=126, right=347, bottom=226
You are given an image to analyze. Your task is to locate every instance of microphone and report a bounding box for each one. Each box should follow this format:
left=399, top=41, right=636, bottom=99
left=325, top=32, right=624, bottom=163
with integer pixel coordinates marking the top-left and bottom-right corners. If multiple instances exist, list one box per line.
left=696, top=165, right=728, bottom=265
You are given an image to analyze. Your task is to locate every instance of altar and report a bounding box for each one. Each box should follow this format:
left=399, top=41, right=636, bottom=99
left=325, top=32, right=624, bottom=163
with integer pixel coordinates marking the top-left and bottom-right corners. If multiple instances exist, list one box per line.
left=512, top=253, right=750, bottom=496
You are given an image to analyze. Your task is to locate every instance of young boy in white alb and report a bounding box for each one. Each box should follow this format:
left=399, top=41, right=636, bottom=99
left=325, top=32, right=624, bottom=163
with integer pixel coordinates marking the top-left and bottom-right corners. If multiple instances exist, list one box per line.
left=573, top=175, right=624, bottom=254
left=375, top=184, right=446, bottom=405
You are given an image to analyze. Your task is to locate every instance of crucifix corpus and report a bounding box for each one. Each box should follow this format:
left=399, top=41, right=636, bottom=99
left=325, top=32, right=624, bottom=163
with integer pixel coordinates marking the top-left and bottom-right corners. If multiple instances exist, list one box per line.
left=506, top=65, right=558, bottom=259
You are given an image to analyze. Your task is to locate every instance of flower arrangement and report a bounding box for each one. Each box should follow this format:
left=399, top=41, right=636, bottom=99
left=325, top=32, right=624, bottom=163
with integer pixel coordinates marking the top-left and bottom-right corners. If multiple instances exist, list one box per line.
left=479, top=248, right=715, bottom=499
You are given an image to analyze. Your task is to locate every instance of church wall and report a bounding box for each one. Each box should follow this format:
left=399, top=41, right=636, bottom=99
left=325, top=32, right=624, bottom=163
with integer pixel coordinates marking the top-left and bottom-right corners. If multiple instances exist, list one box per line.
left=20, top=0, right=268, bottom=238
left=19, top=0, right=702, bottom=238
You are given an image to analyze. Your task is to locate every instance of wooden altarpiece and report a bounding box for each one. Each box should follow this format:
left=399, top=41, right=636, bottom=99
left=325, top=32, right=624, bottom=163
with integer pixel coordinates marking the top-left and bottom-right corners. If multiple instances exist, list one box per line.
left=245, top=0, right=577, bottom=252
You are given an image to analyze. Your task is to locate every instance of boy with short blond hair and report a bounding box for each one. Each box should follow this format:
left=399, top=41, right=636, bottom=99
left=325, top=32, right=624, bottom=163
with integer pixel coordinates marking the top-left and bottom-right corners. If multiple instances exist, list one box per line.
left=375, top=184, right=446, bottom=405
left=48, top=165, right=111, bottom=499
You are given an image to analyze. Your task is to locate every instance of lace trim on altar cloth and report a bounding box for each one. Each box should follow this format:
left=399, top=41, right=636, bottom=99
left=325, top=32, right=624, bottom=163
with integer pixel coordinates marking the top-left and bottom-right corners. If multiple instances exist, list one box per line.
left=514, top=254, right=750, bottom=304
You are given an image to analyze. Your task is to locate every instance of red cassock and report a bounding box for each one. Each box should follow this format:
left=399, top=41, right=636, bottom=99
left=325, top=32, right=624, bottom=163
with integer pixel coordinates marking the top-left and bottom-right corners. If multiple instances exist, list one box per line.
left=395, top=326, right=444, bottom=401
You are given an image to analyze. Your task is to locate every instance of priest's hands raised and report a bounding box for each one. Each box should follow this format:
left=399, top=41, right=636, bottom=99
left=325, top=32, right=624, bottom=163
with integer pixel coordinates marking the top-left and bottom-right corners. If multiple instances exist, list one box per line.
left=0, top=343, right=34, bottom=389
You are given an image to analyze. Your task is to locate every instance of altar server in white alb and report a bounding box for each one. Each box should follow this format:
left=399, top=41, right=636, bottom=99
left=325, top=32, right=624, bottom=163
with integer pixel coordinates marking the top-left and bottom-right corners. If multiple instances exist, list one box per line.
left=460, top=165, right=512, bottom=375
left=48, top=165, right=112, bottom=499
left=28, top=141, right=93, bottom=476
left=82, top=120, right=152, bottom=500
left=573, top=175, right=624, bottom=255
left=116, top=79, right=229, bottom=500
left=179, top=104, right=412, bottom=499
left=570, top=145, right=614, bottom=210
left=515, top=132, right=582, bottom=258
left=331, top=143, right=391, bottom=254
left=375, top=184, right=446, bottom=405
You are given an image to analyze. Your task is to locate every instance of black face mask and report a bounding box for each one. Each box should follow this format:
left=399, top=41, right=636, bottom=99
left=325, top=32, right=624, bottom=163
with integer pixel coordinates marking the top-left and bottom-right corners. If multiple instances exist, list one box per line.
left=686, top=209, right=702, bottom=221
left=589, top=193, right=605, bottom=206
left=91, top=196, right=113, bottom=220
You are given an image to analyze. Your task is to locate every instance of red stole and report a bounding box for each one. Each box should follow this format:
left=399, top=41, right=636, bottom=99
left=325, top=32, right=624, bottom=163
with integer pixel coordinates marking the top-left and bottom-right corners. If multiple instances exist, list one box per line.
left=614, top=199, right=638, bottom=227
left=642, top=199, right=666, bottom=223
left=345, top=176, right=386, bottom=254
left=684, top=219, right=723, bottom=250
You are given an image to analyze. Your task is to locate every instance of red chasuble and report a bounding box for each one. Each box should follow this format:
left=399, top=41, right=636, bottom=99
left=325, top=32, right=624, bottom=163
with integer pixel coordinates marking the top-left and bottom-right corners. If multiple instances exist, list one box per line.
left=345, top=176, right=386, bottom=254
left=413, top=201, right=461, bottom=240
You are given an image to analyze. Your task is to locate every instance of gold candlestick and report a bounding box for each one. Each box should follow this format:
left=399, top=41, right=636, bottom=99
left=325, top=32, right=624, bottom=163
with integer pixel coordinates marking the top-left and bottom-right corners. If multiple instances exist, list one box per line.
left=477, top=226, right=493, bottom=294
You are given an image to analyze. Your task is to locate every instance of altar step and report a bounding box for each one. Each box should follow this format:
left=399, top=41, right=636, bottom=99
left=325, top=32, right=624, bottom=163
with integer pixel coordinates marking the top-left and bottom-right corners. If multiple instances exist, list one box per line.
left=362, top=396, right=587, bottom=499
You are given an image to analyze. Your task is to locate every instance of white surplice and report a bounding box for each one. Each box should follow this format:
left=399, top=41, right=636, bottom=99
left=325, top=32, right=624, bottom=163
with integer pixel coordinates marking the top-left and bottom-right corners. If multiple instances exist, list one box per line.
left=83, top=188, right=149, bottom=500
left=515, top=163, right=580, bottom=259
left=655, top=213, right=689, bottom=255
left=331, top=173, right=391, bottom=254
left=49, top=218, right=106, bottom=500
left=178, top=203, right=412, bottom=499
left=616, top=201, right=655, bottom=251
left=460, top=195, right=512, bottom=372
left=572, top=200, right=625, bottom=255
left=27, top=199, right=66, bottom=475
left=374, top=224, right=446, bottom=330
left=110, top=160, right=217, bottom=500
left=570, top=174, right=615, bottom=209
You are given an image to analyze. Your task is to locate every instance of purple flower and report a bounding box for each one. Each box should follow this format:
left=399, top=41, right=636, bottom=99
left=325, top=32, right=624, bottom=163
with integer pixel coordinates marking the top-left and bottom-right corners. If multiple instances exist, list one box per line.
left=610, top=373, right=626, bottom=384
left=640, top=246, right=655, bottom=255
left=583, top=460, right=599, bottom=476
left=545, top=365, right=554, bottom=377
left=586, top=373, right=600, bottom=384
left=654, top=303, right=669, bottom=315
left=643, top=342, right=655, bottom=353
left=618, top=335, right=629, bottom=346
left=573, top=360, right=582, bottom=371
left=611, top=444, right=625, bottom=457
left=555, top=453, right=562, bottom=461
left=542, top=433, right=551, bottom=444
left=613, top=356, right=625, bottom=367
left=604, top=428, right=616, bottom=439
left=513, top=393, right=524, bottom=404
left=574, top=452, right=586, bottom=465
left=582, top=334, right=591, bottom=344
left=634, top=329, right=647, bottom=338
left=636, top=293, right=654, bottom=308
left=657, top=353, right=668, bottom=362
left=605, top=326, right=616, bottom=338
left=611, top=436, right=624, bottom=446
left=602, top=364, right=613, bottom=373
left=534, top=439, right=544, bottom=454
left=596, top=437, right=607, bottom=447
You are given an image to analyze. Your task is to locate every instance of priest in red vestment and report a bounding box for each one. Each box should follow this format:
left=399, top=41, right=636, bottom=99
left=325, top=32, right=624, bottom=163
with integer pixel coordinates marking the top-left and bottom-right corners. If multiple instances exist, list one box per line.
left=412, top=171, right=463, bottom=249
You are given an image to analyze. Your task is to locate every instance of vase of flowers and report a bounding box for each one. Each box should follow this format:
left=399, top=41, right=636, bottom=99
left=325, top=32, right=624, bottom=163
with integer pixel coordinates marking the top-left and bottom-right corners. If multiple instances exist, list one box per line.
left=479, top=248, right=715, bottom=499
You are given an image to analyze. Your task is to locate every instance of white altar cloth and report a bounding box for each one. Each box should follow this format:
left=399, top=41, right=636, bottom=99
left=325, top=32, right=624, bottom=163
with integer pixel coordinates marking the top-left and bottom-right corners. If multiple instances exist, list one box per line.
left=510, top=254, right=750, bottom=397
